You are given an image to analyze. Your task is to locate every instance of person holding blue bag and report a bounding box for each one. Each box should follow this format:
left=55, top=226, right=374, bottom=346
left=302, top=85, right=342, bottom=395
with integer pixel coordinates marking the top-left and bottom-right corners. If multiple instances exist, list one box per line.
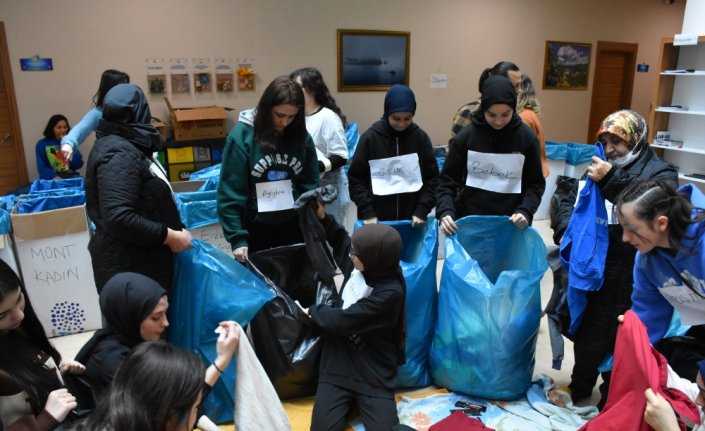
left=550, top=109, right=677, bottom=408
left=437, top=75, right=545, bottom=236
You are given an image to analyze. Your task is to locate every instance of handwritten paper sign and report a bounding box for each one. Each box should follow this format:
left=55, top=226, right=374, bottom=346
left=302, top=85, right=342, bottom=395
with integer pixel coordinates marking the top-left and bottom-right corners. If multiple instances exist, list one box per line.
left=430, top=73, right=448, bottom=89
left=256, top=179, right=294, bottom=212
left=465, top=150, right=524, bottom=194
left=658, top=272, right=705, bottom=325
left=15, top=231, right=101, bottom=336
left=369, top=153, right=423, bottom=195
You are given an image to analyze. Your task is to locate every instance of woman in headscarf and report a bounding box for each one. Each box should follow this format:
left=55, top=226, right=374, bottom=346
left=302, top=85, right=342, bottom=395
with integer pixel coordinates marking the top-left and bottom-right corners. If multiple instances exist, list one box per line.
left=550, top=109, right=678, bottom=408
left=347, top=84, right=438, bottom=227
left=437, top=75, right=545, bottom=235
left=302, top=220, right=406, bottom=431
left=73, top=272, right=239, bottom=427
left=84, top=84, right=192, bottom=293
left=74, top=272, right=169, bottom=401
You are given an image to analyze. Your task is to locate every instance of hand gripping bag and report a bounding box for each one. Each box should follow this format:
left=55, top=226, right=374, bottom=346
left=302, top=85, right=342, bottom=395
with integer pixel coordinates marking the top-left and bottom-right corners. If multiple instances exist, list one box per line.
left=430, top=216, right=547, bottom=400
left=559, top=143, right=608, bottom=334
left=168, top=239, right=275, bottom=423
left=353, top=218, right=439, bottom=387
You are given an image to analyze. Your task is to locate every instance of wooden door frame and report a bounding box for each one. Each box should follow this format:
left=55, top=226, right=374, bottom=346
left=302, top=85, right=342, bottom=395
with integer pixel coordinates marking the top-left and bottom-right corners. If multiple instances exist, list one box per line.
left=0, top=21, right=28, bottom=186
left=587, top=41, right=638, bottom=143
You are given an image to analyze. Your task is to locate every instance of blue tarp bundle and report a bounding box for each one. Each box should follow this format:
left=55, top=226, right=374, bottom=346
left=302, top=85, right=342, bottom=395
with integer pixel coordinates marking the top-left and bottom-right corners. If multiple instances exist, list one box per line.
left=168, top=240, right=275, bottom=423
left=430, top=216, right=547, bottom=400
left=545, top=142, right=594, bottom=166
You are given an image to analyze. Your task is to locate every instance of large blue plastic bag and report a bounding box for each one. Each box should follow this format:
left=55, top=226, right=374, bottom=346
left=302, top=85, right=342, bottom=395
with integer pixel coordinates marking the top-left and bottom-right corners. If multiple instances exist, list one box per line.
left=16, top=189, right=86, bottom=214
left=175, top=190, right=218, bottom=229
left=430, top=216, right=547, bottom=400
left=29, top=177, right=84, bottom=193
left=353, top=218, right=438, bottom=387
left=168, top=240, right=274, bottom=423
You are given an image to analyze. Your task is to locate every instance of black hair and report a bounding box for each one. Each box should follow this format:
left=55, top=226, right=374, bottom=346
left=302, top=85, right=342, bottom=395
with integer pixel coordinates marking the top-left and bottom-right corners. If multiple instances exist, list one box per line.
left=616, top=179, right=705, bottom=251
left=289, top=67, right=348, bottom=129
left=253, top=75, right=308, bottom=151
left=0, top=260, right=62, bottom=414
left=76, top=341, right=205, bottom=431
left=93, top=69, right=130, bottom=108
left=477, top=61, right=520, bottom=93
left=42, top=114, right=71, bottom=140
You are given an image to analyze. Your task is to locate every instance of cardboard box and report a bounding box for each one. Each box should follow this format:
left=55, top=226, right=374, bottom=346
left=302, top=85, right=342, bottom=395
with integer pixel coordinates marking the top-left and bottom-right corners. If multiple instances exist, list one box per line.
left=168, top=162, right=195, bottom=182
left=10, top=205, right=101, bottom=336
left=165, top=97, right=229, bottom=142
left=167, top=146, right=195, bottom=164
left=191, top=222, right=231, bottom=254
left=151, top=118, right=168, bottom=143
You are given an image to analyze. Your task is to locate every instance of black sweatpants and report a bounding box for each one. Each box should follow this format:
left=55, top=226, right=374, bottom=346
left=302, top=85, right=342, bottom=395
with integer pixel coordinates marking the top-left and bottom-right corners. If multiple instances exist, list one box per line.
left=569, top=246, right=634, bottom=407
left=310, top=382, right=399, bottom=431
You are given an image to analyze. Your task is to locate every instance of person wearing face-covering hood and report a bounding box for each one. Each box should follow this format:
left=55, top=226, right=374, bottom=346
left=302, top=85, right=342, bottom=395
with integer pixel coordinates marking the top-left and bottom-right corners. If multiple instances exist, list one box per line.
left=549, top=109, right=677, bottom=408
left=348, top=84, right=438, bottom=226
left=73, top=272, right=168, bottom=402
left=437, top=75, right=545, bottom=235
left=85, top=84, right=193, bottom=293
left=302, top=221, right=406, bottom=431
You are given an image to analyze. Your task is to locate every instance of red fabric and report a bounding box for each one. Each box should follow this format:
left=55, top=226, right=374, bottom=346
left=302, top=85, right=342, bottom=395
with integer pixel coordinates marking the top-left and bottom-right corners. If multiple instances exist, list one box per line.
left=429, top=410, right=494, bottom=431
left=578, top=310, right=700, bottom=430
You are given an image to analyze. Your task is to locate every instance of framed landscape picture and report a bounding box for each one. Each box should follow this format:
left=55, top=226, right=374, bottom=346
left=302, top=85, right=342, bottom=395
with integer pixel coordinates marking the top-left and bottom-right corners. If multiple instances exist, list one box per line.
left=337, top=29, right=410, bottom=92
left=542, top=41, right=592, bottom=90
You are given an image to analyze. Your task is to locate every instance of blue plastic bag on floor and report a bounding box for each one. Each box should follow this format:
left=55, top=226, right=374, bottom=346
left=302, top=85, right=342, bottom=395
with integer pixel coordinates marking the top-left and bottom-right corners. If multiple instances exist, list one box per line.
left=430, top=216, right=547, bottom=400
left=353, top=218, right=438, bottom=387
left=168, top=240, right=274, bottom=423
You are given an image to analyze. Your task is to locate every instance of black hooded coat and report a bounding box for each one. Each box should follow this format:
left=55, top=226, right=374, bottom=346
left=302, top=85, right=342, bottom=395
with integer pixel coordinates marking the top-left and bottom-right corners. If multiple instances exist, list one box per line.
left=85, top=84, right=183, bottom=292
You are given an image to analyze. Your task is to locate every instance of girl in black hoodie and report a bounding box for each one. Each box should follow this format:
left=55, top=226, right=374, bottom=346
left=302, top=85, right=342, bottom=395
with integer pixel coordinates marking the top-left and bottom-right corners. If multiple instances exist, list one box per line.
left=436, top=75, right=545, bottom=235
left=348, top=85, right=438, bottom=226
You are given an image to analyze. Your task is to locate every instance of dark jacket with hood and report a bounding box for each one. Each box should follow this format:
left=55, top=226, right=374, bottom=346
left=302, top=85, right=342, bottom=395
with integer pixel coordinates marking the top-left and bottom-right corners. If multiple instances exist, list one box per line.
left=348, top=85, right=438, bottom=221
left=309, top=222, right=406, bottom=398
left=74, top=273, right=167, bottom=402
left=436, top=76, right=545, bottom=224
left=85, top=84, right=183, bottom=292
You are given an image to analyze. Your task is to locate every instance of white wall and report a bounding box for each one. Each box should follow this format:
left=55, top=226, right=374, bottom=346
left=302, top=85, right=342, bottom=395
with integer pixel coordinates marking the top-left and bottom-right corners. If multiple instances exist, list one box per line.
left=0, top=0, right=685, bottom=180
left=682, top=0, right=705, bottom=34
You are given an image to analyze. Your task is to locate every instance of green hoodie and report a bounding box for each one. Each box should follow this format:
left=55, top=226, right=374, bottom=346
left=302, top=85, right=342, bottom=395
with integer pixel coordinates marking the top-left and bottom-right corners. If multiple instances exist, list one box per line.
left=217, top=109, right=320, bottom=249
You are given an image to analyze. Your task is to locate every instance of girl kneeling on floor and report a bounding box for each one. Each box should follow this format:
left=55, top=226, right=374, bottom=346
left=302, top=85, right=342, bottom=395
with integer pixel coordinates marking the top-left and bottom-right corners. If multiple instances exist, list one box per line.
left=302, top=208, right=406, bottom=431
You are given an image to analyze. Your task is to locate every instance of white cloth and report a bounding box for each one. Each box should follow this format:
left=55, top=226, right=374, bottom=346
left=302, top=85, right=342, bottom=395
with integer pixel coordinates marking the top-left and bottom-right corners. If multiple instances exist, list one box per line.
left=369, top=153, right=423, bottom=195
left=465, top=150, right=524, bottom=194
left=341, top=269, right=373, bottom=309
left=666, top=364, right=705, bottom=430
left=305, top=107, right=348, bottom=159
left=234, top=325, right=291, bottom=431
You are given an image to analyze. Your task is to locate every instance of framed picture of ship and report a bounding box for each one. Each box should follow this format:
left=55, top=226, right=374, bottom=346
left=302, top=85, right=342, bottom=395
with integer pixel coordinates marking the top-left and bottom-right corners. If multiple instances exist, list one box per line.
left=337, top=29, right=410, bottom=92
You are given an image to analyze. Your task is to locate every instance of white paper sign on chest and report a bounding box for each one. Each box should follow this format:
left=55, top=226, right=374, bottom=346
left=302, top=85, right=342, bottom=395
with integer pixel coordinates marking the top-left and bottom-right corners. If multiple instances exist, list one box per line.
left=368, top=153, right=423, bottom=196
left=256, top=179, right=294, bottom=212
left=465, top=150, right=524, bottom=194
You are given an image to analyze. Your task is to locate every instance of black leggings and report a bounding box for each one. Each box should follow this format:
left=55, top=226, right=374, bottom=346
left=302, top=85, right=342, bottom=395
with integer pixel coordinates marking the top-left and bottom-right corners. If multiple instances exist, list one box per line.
left=310, top=382, right=398, bottom=431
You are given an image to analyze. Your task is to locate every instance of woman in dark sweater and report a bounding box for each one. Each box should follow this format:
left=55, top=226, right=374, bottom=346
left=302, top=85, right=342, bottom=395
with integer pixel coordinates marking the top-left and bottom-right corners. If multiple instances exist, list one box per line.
left=437, top=75, right=545, bottom=235
left=303, top=219, right=406, bottom=431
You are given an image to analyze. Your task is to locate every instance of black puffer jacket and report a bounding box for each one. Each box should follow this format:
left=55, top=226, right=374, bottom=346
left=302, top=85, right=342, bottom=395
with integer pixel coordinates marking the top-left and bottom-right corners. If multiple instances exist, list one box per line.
left=85, top=85, right=182, bottom=292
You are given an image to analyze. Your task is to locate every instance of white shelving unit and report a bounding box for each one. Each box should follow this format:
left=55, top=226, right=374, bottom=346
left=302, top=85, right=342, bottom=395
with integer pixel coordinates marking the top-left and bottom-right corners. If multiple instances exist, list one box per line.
left=648, top=36, right=705, bottom=191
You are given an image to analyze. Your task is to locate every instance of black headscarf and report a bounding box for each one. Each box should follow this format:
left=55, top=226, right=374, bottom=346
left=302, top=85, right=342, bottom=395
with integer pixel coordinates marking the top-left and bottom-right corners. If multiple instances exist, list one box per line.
left=97, top=83, right=162, bottom=154
left=351, top=224, right=407, bottom=364
left=380, top=84, right=419, bottom=137
left=471, top=75, right=522, bottom=133
left=99, top=272, right=167, bottom=347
